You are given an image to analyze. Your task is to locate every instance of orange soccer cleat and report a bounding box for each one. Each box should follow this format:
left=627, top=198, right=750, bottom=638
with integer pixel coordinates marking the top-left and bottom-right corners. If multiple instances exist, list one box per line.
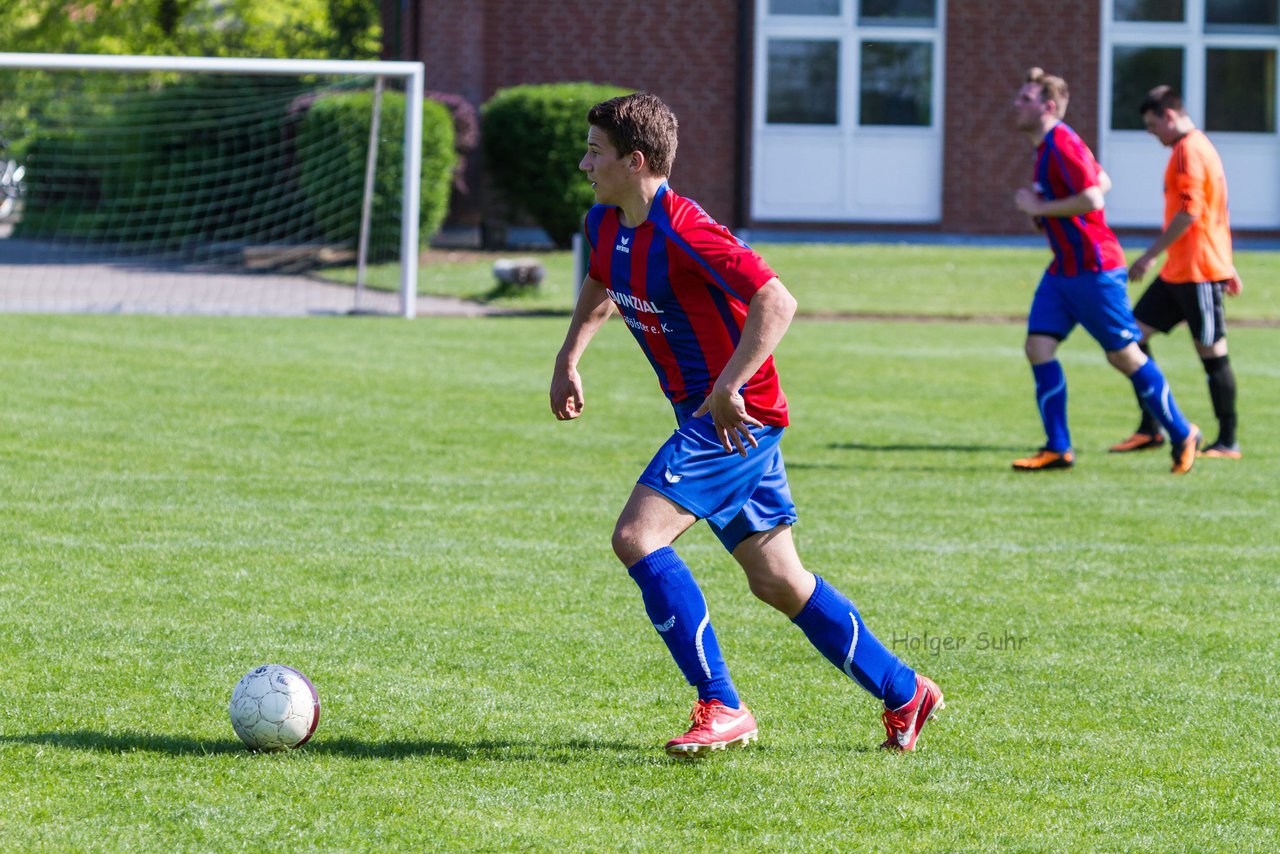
left=1012, top=448, right=1074, bottom=471
left=1109, top=431, right=1165, bottom=453
left=1170, top=424, right=1202, bottom=474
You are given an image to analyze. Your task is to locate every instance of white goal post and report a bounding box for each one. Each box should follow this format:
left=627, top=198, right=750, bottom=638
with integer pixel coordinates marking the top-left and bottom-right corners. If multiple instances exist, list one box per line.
left=0, top=52, right=425, bottom=318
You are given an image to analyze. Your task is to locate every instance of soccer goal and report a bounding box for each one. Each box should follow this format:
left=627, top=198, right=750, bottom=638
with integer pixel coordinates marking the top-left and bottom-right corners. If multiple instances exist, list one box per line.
left=0, top=52, right=425, bottom=318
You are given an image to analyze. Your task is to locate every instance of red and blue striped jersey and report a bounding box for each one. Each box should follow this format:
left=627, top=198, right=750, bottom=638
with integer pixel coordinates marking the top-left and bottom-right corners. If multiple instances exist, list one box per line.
left=1034, top=122, right=1126, bottom=276
left=585, top=183, right=788, bottom=426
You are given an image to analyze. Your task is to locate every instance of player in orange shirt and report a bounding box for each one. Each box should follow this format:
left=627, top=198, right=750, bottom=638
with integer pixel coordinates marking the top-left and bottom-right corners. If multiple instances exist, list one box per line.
left=1113, top=85, right=1243, bottom=459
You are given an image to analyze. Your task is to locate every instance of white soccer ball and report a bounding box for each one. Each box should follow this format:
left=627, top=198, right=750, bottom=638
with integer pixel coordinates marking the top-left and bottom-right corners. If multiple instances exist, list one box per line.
left=229, top=664, right=320, bottom=752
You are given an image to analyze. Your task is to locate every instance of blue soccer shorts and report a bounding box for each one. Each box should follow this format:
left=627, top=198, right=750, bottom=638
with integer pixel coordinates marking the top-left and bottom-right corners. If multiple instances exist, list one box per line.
left=637, top=405, right=798, bottom=553
left=1027, top=267, right=1141, bottom=352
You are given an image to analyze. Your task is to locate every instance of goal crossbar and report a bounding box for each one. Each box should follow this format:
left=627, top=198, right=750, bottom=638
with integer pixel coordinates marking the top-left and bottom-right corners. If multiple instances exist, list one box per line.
left=0, top=52, right=425, bottom=318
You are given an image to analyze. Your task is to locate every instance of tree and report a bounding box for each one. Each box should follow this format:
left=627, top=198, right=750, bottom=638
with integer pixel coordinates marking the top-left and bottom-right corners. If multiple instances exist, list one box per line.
left=0, top=1, right=385, bottom=180
left=0, top=0, right=382, bottom=60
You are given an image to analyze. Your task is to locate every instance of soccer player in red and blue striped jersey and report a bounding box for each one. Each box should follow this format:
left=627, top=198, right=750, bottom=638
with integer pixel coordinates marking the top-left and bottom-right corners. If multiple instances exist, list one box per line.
left=1011, top=68, right=1201, bottom=474
left=551, top=93, right=942, bottom=757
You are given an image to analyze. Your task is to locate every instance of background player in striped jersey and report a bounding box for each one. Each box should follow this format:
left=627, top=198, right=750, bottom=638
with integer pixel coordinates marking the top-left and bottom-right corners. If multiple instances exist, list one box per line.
left=550, top=93, right=942, bottom=758
left=1111, top=85, right=1243, bottom=459
left=1010, top=68, right=1201, bottom=474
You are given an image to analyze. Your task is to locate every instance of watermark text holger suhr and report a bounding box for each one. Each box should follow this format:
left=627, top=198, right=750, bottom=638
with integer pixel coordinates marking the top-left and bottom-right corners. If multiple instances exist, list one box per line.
left=889, top=629, right=1029, bottom=656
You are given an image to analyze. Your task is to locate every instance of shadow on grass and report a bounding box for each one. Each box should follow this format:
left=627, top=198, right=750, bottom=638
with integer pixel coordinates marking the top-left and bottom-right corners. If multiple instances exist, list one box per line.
left=0, top=730, right=644, bottom=763
left=828, top=441, right=1023, bottom=453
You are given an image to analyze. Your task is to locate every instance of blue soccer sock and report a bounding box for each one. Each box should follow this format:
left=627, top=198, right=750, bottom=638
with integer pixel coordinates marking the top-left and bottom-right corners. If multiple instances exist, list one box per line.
left=1032, top=360, right=1071, bottom=452
left=1130, top=359, right=1191, bottom=444
left=627, top=546, right=740, bottom=708
left=791, top=575, right=916, bottom=709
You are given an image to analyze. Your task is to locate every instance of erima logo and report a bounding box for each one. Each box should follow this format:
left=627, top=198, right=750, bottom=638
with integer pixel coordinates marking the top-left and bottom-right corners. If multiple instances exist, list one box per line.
left=653, top=615, right=676, bottom=632
left=606, top=288, right=665, bottom=314
left=616, top=235, right=631, bottom=254
left=663, top=469, right=682, bottom=484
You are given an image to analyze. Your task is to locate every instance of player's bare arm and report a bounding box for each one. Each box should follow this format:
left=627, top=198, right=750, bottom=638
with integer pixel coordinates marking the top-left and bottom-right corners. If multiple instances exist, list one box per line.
left=1014, top=184, right=1105, bottom=219
left=551, top=276, right=616, bottom=420
left=1128, top=210, right=1195, bottom=282
left=693, top=277, right=797, bottom=456
left=1225, top=268, right=1243, bottom=296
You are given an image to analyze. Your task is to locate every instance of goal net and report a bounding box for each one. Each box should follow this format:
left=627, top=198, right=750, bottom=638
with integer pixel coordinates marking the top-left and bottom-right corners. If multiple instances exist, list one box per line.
left=0, top=53, right=424, bottom=318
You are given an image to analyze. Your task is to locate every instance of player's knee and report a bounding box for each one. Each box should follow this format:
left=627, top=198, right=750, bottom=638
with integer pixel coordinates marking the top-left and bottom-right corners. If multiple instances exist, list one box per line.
left=611, top=520, right=652, bottom=567
left=1196, top=340, right=1227, bottom=360
left=743, top=569, right=802, bottom=614
left=1106, top=344, right=1144, bottom=374
left=1024, top=336, right=1055, bottom=362
left=745, top=572, right=783, bottom=606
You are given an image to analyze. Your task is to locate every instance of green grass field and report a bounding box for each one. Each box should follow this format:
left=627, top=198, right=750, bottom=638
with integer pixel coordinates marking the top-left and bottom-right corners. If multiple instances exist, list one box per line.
left=2, top=252, right=1279, bottom=849
left=333, top=241, right=1280, bottom=321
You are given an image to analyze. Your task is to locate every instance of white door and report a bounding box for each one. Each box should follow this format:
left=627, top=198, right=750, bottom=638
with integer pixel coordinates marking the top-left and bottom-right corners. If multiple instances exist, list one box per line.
left=751, top=0, right=945, bottom=223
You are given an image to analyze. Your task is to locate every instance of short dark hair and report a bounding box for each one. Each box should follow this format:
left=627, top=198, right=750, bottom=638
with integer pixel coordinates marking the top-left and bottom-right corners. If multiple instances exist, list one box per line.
left=586, top=93, right=679, bottom=177
left=1139, top=85, right=1184, bottom=117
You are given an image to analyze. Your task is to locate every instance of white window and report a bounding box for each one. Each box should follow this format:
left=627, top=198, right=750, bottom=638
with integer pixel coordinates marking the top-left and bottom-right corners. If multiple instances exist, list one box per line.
left=1100, top=0, right=1280, bottom=228
left=752, top=0, right=945, bottom=222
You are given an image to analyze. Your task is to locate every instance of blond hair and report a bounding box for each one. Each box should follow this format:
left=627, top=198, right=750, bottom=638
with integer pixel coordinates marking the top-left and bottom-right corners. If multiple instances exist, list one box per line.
left=1025, top=67, right=1069, bottom=119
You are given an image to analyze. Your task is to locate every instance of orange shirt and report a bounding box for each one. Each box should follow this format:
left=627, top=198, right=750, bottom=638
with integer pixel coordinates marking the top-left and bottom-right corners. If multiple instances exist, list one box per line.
left=1161, top=129, right=1234, bottom=283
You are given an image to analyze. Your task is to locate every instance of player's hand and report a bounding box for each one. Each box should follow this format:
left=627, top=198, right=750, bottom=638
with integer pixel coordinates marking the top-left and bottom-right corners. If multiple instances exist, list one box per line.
left=1014, top=187, right=1043, bottom=217
left=693, top=387, right=762, bottom=457
left=1225, top=269, right=1243, bottom=297
left=550, top=367, right=585, bottom=420
left=1128, top=252, right=1157, bottom=283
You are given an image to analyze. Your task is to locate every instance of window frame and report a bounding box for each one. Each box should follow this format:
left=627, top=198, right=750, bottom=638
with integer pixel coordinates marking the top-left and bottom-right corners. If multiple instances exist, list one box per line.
left=758, top=0, right=944, bottom=132
left=750, top=0, right=947, bottom=223
left=1102, top=0, right=1280, bottom=137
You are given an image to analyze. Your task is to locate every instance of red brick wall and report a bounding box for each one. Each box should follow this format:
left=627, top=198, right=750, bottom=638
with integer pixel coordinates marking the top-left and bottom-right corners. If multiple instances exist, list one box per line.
left=414, top=0, right=486, bottom=106
left=405, top=0, right=745, bottom=229
left=943, top=0, right=1102, bottom=233
left=398, top=0, right=1107, bottom=234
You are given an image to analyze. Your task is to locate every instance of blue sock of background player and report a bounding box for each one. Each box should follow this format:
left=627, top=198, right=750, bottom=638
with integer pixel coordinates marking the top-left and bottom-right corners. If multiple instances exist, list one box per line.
left=1032, top=360, right=1071, bottom=452
left=1128, top=359, right=1192, bottom=443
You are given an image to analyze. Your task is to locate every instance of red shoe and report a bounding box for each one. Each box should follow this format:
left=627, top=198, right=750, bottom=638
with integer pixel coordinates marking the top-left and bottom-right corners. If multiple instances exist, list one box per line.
left=1109, top=431, right=1165, bottom=453
left=1170, top=424, right=1202, bottom=475
left=881, top=675, right=944, bottom=752
left=664, top=699, right=758, bottom=758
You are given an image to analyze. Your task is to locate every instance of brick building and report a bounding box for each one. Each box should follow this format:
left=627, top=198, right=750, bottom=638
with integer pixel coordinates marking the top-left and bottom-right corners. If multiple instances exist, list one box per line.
left=383, top=0, right=1280, bottom=235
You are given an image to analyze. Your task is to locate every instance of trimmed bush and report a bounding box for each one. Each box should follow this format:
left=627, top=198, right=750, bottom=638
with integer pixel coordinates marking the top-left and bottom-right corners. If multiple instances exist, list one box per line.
left=297, top=91, right=456, bottom=261
left=482, top=82, right=631, bottom=248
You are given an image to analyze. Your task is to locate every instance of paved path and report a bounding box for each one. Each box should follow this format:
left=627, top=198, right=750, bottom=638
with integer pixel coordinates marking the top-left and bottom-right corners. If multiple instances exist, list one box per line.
left=0, top=236, right=506, bottom=317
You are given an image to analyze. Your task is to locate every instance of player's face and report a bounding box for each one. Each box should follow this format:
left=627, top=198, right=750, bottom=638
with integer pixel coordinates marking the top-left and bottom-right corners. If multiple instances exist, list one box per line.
left=1142, top=109, right=1179, bottom=146
left=580, top=126, right=631, bottom=206
left=1012, top=84, right=1050, bottom=131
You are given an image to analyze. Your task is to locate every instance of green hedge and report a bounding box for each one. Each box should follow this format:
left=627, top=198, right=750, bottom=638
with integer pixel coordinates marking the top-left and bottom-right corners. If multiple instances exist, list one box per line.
left=481, top=82, right=631, bottom=248
left=297, top=91, right=456, bottom=261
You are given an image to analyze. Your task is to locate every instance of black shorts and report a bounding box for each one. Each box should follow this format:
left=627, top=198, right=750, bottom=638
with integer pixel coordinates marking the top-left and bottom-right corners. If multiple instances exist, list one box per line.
left=1132, top=277, right=1228, bottom=346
